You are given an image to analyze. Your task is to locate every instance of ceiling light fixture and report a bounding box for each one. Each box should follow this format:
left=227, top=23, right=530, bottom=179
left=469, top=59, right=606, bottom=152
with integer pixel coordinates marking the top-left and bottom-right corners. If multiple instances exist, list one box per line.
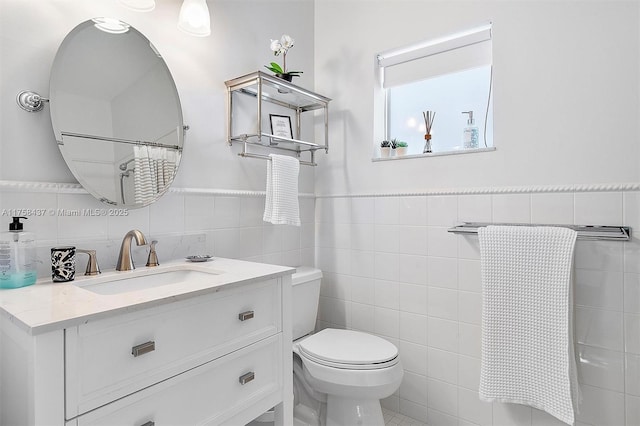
left=119, top=0, right=211, bottom=37
left=177, top=0, right=211, bottom=37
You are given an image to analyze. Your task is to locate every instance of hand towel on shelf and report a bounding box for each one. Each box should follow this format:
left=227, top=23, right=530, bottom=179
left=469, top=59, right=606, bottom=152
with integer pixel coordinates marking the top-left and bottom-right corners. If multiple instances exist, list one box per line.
left=263, top=154, right=300, bottom=226
left=478, top=225, right=579, bottom=425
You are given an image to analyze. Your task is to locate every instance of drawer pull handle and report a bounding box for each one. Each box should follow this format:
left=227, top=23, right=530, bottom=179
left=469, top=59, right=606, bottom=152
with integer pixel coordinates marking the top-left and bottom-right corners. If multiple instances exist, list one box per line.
left=131, top=341, right=155, bottom=357
left=140, top=422, right=155, bottom=426
left=238, top=310, right=254, bottom=321
left=239, top=371, right=255, bottom=385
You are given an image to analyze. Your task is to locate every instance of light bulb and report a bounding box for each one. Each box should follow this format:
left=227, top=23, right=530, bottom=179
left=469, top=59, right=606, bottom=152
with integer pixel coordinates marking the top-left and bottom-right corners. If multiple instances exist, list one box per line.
left=178, top=0, right=211, bottom=37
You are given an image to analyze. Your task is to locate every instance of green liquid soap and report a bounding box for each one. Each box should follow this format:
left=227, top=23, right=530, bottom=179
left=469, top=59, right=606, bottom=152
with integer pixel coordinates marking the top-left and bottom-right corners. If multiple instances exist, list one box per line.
left=0, top=271, right=37, bottom=289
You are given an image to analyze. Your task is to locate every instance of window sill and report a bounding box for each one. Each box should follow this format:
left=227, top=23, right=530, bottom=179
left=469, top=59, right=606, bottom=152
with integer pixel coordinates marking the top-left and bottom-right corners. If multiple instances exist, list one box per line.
left=372, top=146, right=496, bottom=162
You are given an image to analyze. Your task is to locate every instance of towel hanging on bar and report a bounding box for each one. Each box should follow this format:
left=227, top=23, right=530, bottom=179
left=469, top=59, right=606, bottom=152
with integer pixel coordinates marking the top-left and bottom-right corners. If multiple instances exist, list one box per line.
left=478, top=225, right=580, bottom=424
left=263, top=154, right=301, bottom=226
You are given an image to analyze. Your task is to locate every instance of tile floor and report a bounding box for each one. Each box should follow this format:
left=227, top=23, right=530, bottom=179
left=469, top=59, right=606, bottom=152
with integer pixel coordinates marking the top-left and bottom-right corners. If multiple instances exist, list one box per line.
left=383, top=408, right=426, bottom=426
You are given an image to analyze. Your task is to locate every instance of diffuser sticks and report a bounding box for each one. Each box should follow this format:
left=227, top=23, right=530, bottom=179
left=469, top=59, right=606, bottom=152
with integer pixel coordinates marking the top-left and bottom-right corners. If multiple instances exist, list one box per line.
left=423, top=110, right=435, bottom=153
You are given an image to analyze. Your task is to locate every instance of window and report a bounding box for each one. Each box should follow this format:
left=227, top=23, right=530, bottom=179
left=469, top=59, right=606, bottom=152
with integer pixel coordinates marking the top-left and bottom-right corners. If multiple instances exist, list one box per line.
left=374, top=23, right=494, bottom=157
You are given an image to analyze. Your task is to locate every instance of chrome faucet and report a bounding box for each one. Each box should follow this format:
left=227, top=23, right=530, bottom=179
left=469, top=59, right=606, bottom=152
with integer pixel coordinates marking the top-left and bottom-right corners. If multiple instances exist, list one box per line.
left=116, top=229, right=148, bottom=271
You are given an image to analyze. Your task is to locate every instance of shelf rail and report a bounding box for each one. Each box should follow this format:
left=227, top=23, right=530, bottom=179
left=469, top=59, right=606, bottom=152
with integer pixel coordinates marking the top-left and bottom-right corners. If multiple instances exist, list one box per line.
left=238, top=151, right=316, bottom=167
left=448, top=222, right=631, bottom=241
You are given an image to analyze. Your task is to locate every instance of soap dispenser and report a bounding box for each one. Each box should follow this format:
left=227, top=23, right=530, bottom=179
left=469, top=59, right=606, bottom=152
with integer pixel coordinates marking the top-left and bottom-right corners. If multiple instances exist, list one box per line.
left=462, top=111, right=479, bottom=149
left=0, top=217, right=37, bottom=289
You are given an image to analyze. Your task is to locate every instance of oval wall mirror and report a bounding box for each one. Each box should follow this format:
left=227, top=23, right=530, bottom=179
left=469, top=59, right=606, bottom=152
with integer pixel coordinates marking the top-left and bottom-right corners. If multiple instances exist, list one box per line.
left=49, top=18, right=185, bottom=208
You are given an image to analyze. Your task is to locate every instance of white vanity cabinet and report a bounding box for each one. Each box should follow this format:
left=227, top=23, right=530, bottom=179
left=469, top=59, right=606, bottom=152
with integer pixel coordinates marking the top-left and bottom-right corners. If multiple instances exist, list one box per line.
left=70, top=334, right=282, bottom=425
left=0, top=260, right=294, bottom=426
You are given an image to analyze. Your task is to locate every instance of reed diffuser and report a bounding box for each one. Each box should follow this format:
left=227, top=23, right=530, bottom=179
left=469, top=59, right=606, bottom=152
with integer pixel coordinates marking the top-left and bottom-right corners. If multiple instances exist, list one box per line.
left=423, top=111, right=435, bottom=153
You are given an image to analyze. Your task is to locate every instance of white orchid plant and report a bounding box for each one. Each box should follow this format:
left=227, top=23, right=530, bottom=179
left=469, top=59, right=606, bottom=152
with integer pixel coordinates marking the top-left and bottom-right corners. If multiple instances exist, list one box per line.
left=265, top=34, right=303, bottom=78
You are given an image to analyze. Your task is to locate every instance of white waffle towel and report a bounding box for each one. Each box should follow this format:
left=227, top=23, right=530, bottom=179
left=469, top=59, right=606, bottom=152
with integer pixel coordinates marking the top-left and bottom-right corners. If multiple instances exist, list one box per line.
left=478, top=225, right=579, bottom=425
left=263, top=154, right=300, bottom=226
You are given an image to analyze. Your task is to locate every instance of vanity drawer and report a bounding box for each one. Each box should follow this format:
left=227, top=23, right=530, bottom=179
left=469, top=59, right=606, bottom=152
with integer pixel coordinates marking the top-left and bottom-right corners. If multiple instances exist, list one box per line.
left=65, top=279, right=281, bottom=418
left=71, top=334, right=283, bottom=426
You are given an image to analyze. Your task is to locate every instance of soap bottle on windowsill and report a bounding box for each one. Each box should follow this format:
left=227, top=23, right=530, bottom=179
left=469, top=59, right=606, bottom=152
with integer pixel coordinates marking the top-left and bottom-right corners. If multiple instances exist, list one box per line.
left=462, top=111, right=479, bottom=149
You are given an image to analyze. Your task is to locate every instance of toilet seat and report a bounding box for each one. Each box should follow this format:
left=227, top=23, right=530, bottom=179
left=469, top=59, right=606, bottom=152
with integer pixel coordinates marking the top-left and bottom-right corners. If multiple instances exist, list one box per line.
left=297, top=329, right=399, bottom=370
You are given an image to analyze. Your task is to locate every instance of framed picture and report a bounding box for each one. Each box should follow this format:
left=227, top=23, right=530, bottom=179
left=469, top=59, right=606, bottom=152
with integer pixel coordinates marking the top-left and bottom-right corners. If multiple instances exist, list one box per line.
left=269, top=114, right=293, bottom=140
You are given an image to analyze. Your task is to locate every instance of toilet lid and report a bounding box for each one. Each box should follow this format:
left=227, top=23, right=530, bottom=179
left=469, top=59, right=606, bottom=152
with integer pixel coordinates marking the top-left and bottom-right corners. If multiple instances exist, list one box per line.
left=298, top=329, right=398, bottom=368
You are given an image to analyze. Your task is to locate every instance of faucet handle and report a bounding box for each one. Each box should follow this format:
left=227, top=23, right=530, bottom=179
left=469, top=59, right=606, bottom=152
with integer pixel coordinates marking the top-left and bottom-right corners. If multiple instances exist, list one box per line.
left=146, top=240, right=159, bottom=267
left=76, top=249, right=101, bottom=276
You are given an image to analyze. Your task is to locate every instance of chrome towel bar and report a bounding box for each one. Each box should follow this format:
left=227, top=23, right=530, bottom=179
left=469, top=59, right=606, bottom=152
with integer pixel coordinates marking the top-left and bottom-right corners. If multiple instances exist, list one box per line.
left=448, top=222, right=631, bottom=241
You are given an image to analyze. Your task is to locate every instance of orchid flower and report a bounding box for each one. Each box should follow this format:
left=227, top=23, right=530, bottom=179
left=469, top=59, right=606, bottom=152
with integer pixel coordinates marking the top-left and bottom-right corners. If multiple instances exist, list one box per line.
left=270, top=39, right=283, bottom=54
left=264, top=34, right=303, bottom=78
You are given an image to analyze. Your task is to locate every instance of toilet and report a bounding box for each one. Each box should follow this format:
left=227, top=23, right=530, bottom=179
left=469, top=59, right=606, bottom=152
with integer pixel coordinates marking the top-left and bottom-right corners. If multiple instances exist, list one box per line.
left=289, top=267, right=403, bottom=426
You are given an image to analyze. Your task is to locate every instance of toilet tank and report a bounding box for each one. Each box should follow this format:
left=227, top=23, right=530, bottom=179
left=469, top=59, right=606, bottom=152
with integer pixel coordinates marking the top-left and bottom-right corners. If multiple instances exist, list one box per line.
left=292, top=266, right=322, bottom=340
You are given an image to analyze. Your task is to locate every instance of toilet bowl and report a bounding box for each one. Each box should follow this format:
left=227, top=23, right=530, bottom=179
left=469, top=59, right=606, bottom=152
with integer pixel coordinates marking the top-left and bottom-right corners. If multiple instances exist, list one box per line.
left=290, top=267, right=403, bottom=426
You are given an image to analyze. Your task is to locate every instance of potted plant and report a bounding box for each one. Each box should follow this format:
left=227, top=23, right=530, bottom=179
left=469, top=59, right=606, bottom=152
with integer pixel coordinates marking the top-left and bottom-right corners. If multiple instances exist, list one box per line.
left=395, top=141, right=408, bottom=156
left=265, top=34, right=303, bottom=81
left=390, top=138, right=408, bottom=156
left=380, top=140, right=391, bottom=158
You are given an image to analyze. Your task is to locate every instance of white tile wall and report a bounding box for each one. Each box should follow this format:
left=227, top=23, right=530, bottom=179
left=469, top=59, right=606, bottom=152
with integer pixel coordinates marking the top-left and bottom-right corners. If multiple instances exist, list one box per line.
left=0, top=190, right=314, bottom=279
left=316, top=190, right=639, bottom=426
left=8, top=186, right=637, bottom=425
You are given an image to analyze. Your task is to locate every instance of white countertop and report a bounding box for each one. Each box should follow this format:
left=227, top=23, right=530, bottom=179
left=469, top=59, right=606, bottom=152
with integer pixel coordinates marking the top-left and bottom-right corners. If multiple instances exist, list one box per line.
left=0, top=258, right=295, bottom=335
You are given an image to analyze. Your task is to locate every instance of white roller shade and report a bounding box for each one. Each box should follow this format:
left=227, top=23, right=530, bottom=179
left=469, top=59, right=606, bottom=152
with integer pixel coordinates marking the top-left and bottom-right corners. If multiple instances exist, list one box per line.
left=378, top=24, right=492, bottom=88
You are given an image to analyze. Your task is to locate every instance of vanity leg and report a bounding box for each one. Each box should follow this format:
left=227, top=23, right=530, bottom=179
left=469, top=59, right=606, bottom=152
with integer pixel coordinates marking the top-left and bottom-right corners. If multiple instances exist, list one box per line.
left=274, top=396, right=293, bottom=426
left=274, top=274, right=293, bottom=426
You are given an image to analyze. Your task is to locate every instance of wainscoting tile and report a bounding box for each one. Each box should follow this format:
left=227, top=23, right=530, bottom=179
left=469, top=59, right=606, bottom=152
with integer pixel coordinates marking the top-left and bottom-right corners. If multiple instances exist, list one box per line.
left=398, top=254, right=428, bottom=286
left=530, top=192, right=574, bottom=225
left=492, top=193, right=531, bottom=224
left=375, top=197, right=399, bottom=225
left=458, top=194, right=491, bottom=223
left=427, top=379, right=458, bottom=417
left=427, top=347, right=458, bottom=385
left=427, top=196, right=457, bottom=227
left=578, top=344, right=625, bottom=392
left=399, top=311, right=428, bottom=346
left=400, top=196, right=427, bottom=226
left=575, top=307, right=624, bottom=351
left=398, top=340, right=427, bottom=376
left=625, top=273, right=640, bottom=314
left=575, top=269, right=623, bottom=311
left=399, top=283, right=428, bottom=315
left=574, top=192, right=623, bottom=226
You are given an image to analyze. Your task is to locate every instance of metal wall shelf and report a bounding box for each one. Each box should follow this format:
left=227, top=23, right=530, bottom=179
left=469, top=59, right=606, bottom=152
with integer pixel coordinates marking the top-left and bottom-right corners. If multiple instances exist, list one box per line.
left=448, top=222, right=631, bottom=241
left=225, top=71, right=331, bottom=166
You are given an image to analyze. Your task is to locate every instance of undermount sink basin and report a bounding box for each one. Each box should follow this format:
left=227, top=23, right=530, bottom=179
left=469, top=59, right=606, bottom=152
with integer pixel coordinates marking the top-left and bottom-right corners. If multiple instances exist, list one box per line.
left=73, top=267, right=220, bottom=295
